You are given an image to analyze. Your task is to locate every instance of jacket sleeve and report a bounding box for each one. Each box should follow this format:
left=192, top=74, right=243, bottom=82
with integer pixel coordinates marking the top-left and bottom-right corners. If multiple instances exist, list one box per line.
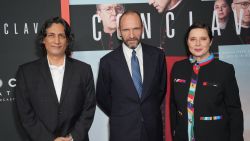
left=96, top=58, right=112, bottom=117
left=15, top=66, right=55, bottom=141
left=224, top=65, right=244, bottom=141
left=71, top=65, right=96, bottom=141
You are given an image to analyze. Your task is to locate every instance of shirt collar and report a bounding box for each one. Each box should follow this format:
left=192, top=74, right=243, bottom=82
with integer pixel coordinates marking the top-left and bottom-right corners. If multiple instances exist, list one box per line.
left=122, top=43, right=142, bottom=54
left=189, top=53, right=214, bottom=67
left=168, top=0, right=182, bottom=10
left=47, top=55, right=66, bottom=70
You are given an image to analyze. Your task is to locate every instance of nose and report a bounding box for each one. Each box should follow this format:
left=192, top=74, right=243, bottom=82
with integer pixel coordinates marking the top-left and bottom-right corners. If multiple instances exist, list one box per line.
left=111, top=7, right=117, bottom=15
left=219, top=6, right=223, bottom=11
left=54, top=35, right=60, bottom=44
left=129, top=30, right=134, bottom=38
left=195, top=39, right=200, bottom=46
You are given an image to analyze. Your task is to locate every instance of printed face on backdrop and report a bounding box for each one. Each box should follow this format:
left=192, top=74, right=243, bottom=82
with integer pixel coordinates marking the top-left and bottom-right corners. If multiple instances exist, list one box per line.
left=148, top=0, right=171, bottom=13
left=97, top=4, right=125, bottom=34
left=214, top=0, right=231, bottom=21
left=187, top=28, right=212, bottom=62
left=43, top=23, right=68, bottom=57
left=232, top=0, right=250, bottom=27
left=119, top=13, right=143, bottom=49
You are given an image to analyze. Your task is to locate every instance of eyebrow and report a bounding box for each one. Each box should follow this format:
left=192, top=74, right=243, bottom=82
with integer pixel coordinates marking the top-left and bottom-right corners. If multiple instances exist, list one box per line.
left=46, top=32, right=65, bottom=34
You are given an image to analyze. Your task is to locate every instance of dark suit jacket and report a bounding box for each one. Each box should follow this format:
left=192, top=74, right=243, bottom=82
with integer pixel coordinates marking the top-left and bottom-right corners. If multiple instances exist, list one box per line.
left=15, top=57, right=96, bottom=141
left=96, top=44, right=167, bottom=141
left=170, top=58, right=244, bottom=141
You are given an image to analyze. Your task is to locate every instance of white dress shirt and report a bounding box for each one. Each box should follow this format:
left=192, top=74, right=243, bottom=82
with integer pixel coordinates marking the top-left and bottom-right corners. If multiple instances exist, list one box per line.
left=47, top=56, right=65, bottom=103
left=122, top=43, right=144, bottom=82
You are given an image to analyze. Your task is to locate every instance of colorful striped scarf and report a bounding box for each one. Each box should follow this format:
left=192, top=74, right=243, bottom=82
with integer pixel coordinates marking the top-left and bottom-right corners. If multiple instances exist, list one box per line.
left=187, top=54, right=214, bottom=141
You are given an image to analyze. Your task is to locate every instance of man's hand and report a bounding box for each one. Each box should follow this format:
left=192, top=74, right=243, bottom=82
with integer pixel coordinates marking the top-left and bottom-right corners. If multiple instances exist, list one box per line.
left=54, top=136, right=72, bottom=141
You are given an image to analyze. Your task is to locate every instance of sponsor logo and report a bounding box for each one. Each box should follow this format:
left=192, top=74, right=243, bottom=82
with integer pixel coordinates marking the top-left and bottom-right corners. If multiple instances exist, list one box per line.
left=0, top=78, right=16, bottom=103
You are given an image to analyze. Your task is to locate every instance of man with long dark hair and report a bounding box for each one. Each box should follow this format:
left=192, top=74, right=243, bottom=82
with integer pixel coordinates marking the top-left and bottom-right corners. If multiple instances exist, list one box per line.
left=15, top=17, right=96, bottom=141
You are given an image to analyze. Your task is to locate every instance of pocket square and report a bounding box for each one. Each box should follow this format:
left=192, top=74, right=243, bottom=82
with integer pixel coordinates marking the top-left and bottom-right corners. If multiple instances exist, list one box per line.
left=174, top=78, right=186, bottom=83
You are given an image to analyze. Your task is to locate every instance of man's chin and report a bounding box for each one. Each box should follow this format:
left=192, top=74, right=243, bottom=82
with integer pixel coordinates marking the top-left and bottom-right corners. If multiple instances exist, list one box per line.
left=157, top=9, right=164, bottom=13
left=128, top=43, right=140, bottom=49
left=124, top=40, right=141, bottom=48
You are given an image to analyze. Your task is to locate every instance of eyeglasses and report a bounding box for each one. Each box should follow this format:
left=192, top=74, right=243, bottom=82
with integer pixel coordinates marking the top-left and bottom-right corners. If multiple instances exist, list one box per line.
left=234, top=2, right=250, bottom=9
left=99, top=5, right=124, bottom=14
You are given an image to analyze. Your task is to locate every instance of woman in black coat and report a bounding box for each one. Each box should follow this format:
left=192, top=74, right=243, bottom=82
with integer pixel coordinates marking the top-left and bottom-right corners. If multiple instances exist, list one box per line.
left=170, top=22, right=244, bottom=141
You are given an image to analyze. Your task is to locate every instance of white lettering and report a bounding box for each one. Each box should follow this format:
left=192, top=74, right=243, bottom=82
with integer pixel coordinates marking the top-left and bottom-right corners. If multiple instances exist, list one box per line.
left=14, top=23, right=19, bottom=34
left=24, top=23, right=29, bottom=34
left=92, top=14, right=101, bottom=41
left=8, top=78, right=16, bottom=87
left=166, top=12, right=175, bottom=38
left=141, top=13, right=151, bottom=39
left=6, top=91, right=11, bottom=96
left=4, top=23, right=9, bottom=34
left=189, top=11, right=193, bottom=26
left=233, top=9, right=243, bottom=35
left=33, top=23, right=39, bottom=33
left=212, top=10, right=221, bottom=36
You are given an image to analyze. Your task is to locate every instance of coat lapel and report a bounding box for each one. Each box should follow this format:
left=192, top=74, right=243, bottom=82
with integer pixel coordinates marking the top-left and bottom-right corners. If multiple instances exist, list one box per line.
left=40, top=57, right=59, bottom=104
left=60, top=57, right=73, bottom=104
left=117, top=44, right=157, bottom=101
left=117, top=47, right=141, bottom=100
left=141, top=45, right=156, bottom=101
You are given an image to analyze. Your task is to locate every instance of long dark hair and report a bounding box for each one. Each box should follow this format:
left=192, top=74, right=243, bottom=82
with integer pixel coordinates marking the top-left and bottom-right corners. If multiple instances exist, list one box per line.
left=37, top=17, right=74, bottom=57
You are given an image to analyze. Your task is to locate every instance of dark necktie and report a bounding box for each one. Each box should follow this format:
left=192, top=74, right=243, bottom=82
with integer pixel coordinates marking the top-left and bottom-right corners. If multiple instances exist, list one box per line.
left=131, top=49, right=143, bottom=98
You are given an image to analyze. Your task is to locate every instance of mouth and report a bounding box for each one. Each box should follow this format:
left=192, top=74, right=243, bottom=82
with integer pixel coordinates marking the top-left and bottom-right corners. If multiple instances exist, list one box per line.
left=128, top=38, right=138, bottom=42
left=110, top=16, right=116, bottom=20
left=194, top=49, right=203, bottom=52
left=128, top=40, right=137, bottom=43
left=51, top=45, right=62, bottom=48
left=127, top=40, right=139, bottom=46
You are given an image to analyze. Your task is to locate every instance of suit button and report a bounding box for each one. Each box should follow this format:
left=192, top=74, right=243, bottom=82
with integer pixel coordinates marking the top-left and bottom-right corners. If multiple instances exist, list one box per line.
left=58, top=111, right=63, bottom=115
left=141, top=117, right=144, bottom=122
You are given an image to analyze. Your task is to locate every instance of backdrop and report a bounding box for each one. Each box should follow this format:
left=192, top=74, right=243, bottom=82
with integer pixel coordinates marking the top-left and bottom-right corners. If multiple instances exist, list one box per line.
left=0, top=0, right=249, bottom=140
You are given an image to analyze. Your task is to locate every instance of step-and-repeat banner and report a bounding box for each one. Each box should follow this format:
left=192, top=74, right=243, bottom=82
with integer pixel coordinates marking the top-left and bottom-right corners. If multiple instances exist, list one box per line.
left=0, top=0, right=249, bottom=140
left=0, top=0, right=60, bottom=140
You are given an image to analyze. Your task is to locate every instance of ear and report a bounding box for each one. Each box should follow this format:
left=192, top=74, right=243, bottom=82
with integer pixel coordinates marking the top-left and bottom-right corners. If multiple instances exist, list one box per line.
left=231, top=3, right=235, bottom=10
left=96, top=10, right=100, bottom=15
left=96, top=11, right=102, bottom=21
left=141, top=24, right=144, bottom=34
left=117, top=29, right=122, bottom=40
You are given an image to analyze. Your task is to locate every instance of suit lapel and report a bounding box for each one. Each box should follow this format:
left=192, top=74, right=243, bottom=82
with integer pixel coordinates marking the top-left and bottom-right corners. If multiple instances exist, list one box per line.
left=117, top=45, right=157, bottom=101
left=117, top=47, right=141, bottom=100
left=141, top=45, right=156, bottom=101
left=60, top=57, right=73, bottom=104
left=40, top=57, right=59, bottom=104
